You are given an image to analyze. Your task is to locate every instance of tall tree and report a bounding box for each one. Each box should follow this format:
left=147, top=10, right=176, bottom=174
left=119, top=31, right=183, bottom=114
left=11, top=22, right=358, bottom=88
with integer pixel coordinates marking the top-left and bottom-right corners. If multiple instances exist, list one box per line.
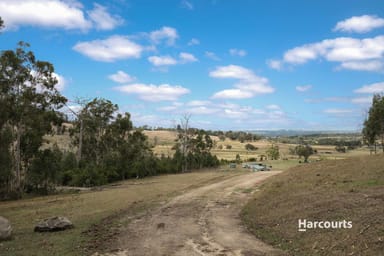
left=363, top=94, right=384, bottom=153
left=266, top=144, right=280, bottom=160
left=176, top=114, right=192, bottom=172
left=295, top=144, right=314, bottom=163
left=71, top=98, right=118, bottom=166
left=0, top=42, right=67, bottom=197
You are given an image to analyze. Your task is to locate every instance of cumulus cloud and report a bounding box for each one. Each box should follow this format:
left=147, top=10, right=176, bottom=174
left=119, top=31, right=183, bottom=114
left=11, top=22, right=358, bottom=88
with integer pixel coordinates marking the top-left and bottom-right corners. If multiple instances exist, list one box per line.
left=333, top=15, right=384, bottom=33
left=148, top=55, right=178, bottom=66
left=53, top=73, right=66, bottom=91
left=148, top=53, right=197, bottom=67
left=87, top=3, right=123, bottom=30
left=296, top=85, right=312, bottom=92
left=149, top=26, right=178, bottom=46
left=339, top=60, right=384, bottom=72
left=73, top=35, right=143, bottom=62
left=354, top=82, right=384, bottom=93
left=210, top=65, right=275, bottom=99
left=0, top=0, right=122, bottom=31
left=114, top=83, right=190, bottom=101
left=276, top=36, right=384, bottom=72
left=229, top=48, right=247, bottom=57
left=212, top=89, right=254, bottom=99
left=179, top=52, right=198, bottom=63
left=108, top=71, right=135, bottom=83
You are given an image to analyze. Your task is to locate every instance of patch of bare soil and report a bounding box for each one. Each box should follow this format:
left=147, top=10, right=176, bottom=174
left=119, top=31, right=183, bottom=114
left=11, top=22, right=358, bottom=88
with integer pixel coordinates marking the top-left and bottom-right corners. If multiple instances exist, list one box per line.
left=93, top=171, right=285, bottom=256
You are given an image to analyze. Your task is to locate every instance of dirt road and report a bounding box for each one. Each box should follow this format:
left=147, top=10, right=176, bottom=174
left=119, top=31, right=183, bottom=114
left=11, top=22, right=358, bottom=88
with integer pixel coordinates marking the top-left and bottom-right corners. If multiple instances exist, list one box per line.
left=99, top=171, right=285, bottom=256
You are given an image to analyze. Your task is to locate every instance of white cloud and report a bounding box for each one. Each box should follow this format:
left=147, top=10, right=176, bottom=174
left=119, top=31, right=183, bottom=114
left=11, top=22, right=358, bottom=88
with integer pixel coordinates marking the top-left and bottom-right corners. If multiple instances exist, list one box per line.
left=354, top=82, right=384, bottom=93
left=181, top=0, right=194, bottom=10
left=0, top=0, right=91, bottom=31
left=278, top=36, right=384, bottom=72
left=179, top=52, right=198, bottom=63
left=267, top=59, right=282, bottom=70
left=188, top=38, right=200, bottom=46
left=114, top=83, right=190, bottom=101
left=53, top=73, right=66, bottom=91
left=212, top=89, right=254, bottom=99
left=186, top=100, right=211, bottom=106
left=148, top=53, right=197, bottom=67
left=188, top=106, right=219, bottom=115
left=333, top=15, right=384, bottom=33
left=210, top=65, right=275, bottom=99
left=296, top=85, right=312, bottom=92
left=108, top=71, right=135, bottom=83
left=157, top=101, right=292, bottom=127
left=73, top=35, right=143, bottom=62
left=266, top=104, right=281, bottom=110
left=148, top=55, right=178, bottom=66
left=87, top=3, right=123, bottom=30
left=229, top=48, right=247, bottom=57
left=324, top=109, right=354, bottom=115
left=205, top=51, right=220, bottom=61
left=339, top=60, right=384, bottom=72
left=351, top=96, right=372, bottom=104
left=305, top=97, right=348, bottom=104
left=149, top=26, right=178, bottom=46
left=210, top=65, right=255, bottom=80
left=0, top=0, right=123, bottom=31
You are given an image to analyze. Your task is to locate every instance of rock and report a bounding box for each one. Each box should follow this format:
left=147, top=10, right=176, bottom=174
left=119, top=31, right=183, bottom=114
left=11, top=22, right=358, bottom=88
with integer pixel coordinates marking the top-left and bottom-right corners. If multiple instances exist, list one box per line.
left=34, top=216, right=73, bottom=232
left=0, top=216, right=12, bottom=241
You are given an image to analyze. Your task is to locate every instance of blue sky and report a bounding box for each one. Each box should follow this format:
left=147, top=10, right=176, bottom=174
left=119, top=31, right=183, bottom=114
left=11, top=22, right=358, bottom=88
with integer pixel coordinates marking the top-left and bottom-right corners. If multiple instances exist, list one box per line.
left=1, top=0, right=384, bottom=131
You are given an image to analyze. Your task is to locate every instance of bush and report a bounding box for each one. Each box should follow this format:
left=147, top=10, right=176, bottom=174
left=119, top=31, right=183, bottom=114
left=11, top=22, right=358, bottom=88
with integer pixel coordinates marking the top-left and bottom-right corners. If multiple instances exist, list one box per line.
left=245, top=143, right=258, bottom=151
left=226, top=144, right=232, bottom=149
left=335, top=145, right=347, bottom=153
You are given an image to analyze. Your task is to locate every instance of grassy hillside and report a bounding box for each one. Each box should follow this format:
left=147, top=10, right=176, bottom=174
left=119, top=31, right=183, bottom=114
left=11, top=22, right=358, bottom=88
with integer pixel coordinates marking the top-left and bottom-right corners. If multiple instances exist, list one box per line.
left=241, top=154, right=384, bottom=256
left=45, top=129, right=370, bottom=162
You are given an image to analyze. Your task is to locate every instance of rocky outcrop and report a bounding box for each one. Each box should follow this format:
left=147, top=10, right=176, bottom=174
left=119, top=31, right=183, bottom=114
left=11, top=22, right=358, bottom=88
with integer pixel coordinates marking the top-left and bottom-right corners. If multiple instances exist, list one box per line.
left=0, top=216, right=12, bottom=241
left=34, top=216, right=73, bottom=232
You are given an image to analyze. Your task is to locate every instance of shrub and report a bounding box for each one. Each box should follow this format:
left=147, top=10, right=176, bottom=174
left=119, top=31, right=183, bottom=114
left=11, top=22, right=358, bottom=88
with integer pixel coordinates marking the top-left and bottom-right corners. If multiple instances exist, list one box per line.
left=245, top=143, right=258, bottom=151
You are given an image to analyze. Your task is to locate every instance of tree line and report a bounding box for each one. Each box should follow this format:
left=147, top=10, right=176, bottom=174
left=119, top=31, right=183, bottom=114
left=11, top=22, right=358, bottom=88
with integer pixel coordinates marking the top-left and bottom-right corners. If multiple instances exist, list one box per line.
left=0, top=41, right=218, bottom=199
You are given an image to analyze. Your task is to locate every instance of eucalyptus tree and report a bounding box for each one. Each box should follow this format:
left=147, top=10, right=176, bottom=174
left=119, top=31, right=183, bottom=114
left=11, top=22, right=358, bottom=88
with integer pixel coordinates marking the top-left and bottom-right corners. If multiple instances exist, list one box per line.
left=363, top=94, right=384, bottom=153
left=0, top=42, right=67, bottom=197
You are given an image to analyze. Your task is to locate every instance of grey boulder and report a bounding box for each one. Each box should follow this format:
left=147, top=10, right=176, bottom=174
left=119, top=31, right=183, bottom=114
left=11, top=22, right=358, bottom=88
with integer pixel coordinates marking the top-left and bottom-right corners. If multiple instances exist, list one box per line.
left=34, top=216, right=73, bottom=232
left=0, top=216, right=12, bottom=241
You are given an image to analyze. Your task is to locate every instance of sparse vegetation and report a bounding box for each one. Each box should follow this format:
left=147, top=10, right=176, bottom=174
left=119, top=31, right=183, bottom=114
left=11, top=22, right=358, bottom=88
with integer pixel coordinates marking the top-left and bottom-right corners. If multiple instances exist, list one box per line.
left=266, top=144, right=280, bottom=160
left=242, top=154, right=384, bottom=256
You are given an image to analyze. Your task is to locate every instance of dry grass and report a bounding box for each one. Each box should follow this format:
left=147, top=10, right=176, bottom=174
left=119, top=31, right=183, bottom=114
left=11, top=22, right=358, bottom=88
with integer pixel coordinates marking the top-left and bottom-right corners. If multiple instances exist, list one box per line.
left=241, top=154, right=384, bottom=256
left=0, top=170, right=238, bottom=256
left=44, top=130, right=370, bottom=162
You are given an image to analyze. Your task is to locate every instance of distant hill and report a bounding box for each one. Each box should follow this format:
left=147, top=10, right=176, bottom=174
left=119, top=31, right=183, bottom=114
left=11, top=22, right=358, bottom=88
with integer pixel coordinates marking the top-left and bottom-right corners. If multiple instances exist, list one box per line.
left=249, top=129, right=361, bottom=137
